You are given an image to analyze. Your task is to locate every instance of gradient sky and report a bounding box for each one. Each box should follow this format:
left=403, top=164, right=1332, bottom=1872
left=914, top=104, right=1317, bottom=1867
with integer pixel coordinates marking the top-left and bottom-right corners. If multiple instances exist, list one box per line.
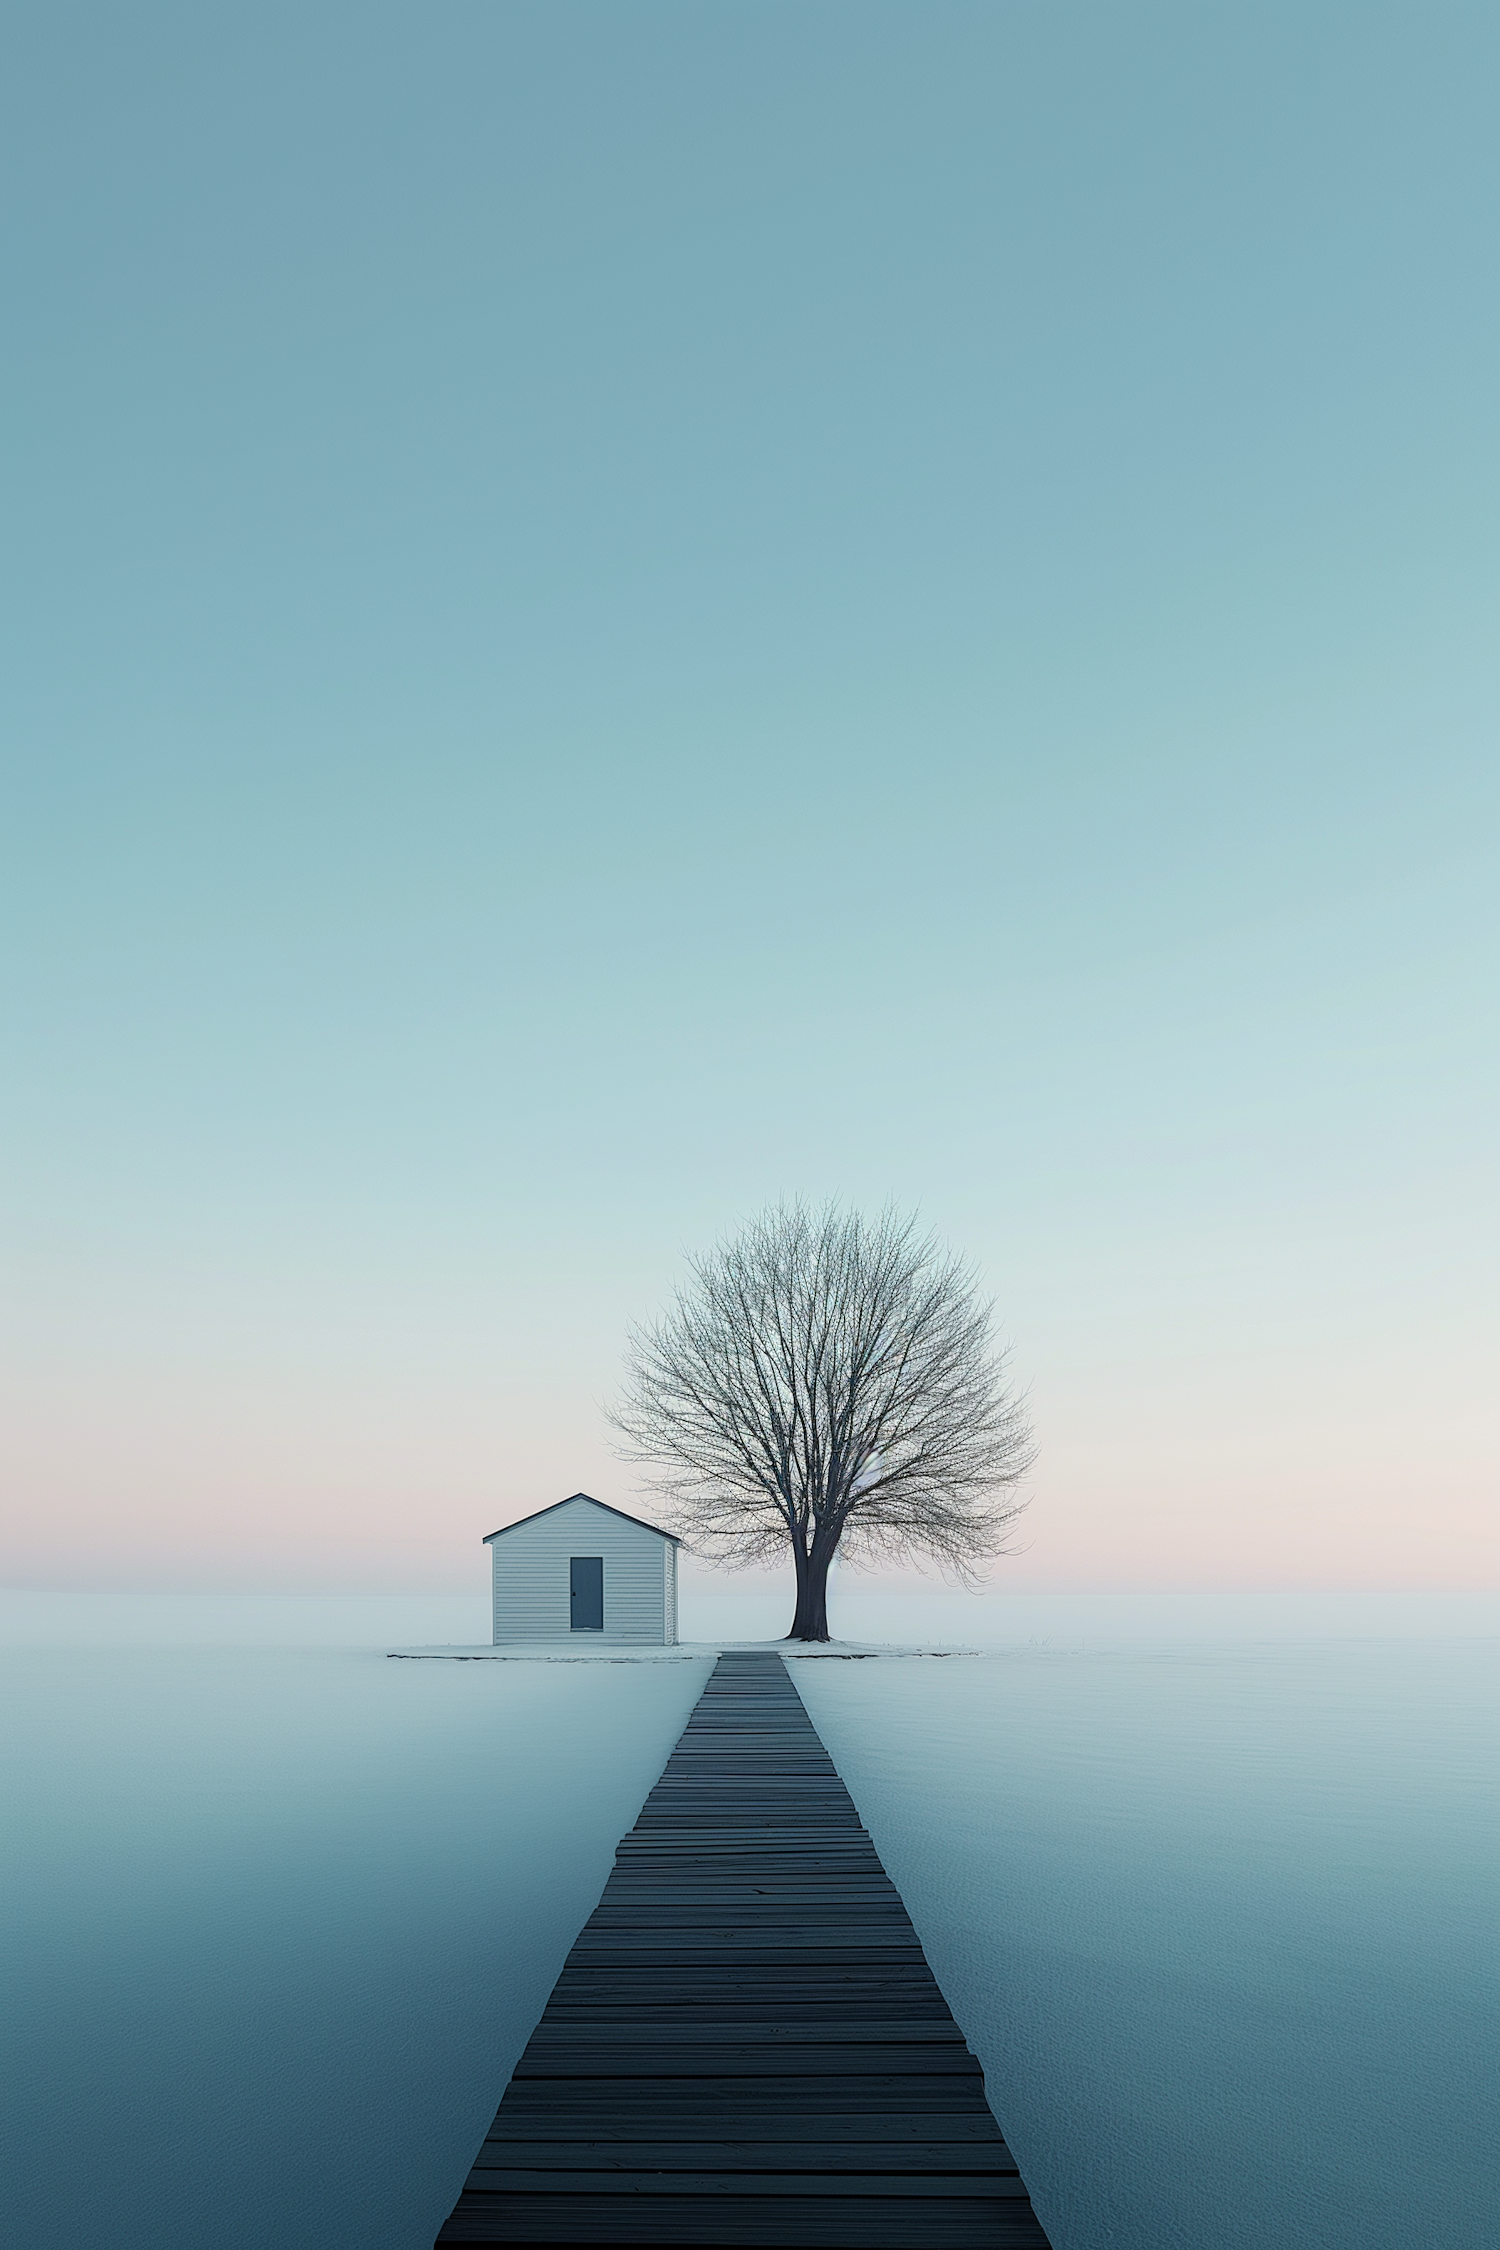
left=3, top=1, right=1495, bottom=1593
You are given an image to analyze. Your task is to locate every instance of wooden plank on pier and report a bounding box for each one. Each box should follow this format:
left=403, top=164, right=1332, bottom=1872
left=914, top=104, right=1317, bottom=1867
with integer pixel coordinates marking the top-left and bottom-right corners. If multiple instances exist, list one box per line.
left=437, top=1651, right=1052, bottom=2248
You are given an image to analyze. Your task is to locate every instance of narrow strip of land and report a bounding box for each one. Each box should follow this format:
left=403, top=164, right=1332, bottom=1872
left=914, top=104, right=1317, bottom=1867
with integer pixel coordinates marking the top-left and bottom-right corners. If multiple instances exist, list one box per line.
left=437, top=1649, right=1052, bottom=2248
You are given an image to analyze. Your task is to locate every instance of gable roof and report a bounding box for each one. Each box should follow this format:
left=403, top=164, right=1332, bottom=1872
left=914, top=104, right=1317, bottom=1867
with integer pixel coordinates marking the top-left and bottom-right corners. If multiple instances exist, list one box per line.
left=482, top=1492, right=683, bottom=1545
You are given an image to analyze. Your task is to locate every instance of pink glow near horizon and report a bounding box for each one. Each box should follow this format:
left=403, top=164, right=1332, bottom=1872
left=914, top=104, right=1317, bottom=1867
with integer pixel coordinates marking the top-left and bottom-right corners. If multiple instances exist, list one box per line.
left=9, top=1418, right=1494, bottom=1593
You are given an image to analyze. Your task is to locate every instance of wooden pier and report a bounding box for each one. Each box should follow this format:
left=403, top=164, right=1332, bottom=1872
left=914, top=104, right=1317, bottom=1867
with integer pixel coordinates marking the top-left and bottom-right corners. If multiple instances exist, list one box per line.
left=437, top=1650, right=1052, bottom=2248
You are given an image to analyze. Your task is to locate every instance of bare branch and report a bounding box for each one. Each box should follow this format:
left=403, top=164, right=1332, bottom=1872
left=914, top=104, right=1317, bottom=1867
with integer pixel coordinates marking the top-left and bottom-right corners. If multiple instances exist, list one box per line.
left=607, top=1202, right=1036, bottom=1637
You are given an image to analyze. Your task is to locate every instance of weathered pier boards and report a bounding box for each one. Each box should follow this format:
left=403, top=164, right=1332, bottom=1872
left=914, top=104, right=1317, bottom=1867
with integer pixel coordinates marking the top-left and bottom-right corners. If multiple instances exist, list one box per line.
left=438, top=1650, right=1052, bottom=2248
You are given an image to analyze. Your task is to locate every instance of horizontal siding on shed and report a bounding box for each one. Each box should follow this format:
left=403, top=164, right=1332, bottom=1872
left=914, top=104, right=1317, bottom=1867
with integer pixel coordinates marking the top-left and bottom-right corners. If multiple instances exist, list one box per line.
left=491, top=1498, right=670, bottom=1644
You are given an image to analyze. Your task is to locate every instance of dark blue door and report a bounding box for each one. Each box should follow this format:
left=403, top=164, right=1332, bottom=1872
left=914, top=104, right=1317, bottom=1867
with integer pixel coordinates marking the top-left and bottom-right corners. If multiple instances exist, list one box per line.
left=569, top=1556, right=603, bottom=1631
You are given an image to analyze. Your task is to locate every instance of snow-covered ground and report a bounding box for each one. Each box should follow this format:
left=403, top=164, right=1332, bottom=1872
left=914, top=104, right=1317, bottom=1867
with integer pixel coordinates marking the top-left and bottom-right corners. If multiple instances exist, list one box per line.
left=388, top=1639, right=981, bottom=1660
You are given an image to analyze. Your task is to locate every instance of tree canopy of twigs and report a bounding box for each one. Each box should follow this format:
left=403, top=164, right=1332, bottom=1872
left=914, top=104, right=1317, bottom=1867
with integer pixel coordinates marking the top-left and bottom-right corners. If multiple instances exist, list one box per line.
left=609, top=1201, right=1035, bottom=1640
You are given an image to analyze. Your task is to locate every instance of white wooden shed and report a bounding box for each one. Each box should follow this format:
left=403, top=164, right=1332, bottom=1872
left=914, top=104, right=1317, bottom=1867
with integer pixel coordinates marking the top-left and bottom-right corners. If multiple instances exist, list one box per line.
left=483, top=1492, right=681, bottom=1645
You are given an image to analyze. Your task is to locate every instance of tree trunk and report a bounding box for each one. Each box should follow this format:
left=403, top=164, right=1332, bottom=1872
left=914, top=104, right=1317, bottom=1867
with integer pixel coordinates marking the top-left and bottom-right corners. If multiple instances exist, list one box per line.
left=786, top=1524, right=837, bottom=1642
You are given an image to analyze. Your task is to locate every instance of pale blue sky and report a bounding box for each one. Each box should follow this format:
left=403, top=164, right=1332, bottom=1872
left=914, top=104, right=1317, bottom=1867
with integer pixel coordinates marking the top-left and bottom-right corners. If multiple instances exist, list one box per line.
left=3, top=2, right=1495, bottom=1589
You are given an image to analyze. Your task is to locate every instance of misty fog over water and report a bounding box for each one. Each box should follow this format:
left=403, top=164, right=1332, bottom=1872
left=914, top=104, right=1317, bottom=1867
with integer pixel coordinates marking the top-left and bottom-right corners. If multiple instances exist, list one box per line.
left=2, top=1597, right=1494, bottom=2249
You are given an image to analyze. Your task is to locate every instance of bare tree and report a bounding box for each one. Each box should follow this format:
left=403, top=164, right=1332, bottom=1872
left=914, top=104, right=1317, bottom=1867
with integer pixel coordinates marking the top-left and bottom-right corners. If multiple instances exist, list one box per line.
left=610, top=1202, right=1035, bottom=1642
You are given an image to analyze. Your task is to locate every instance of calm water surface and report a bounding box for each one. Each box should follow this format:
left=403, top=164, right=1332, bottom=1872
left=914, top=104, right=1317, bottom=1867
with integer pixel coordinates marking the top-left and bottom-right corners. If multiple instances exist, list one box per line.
left=1, top=1641, right=710, bottom=2250
left=798, top=1637, right=1499, bottom=2250
left=2, top=1611, right=1494, bottom=2250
